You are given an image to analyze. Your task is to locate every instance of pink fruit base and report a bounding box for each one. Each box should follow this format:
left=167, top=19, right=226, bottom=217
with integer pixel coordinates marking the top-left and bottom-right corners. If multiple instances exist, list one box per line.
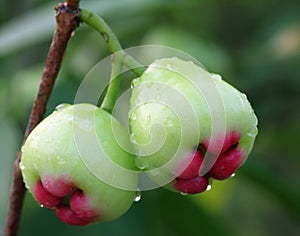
left=173, top=130, right=243, bottom=194
left=33, top=177, right=101, bottom=226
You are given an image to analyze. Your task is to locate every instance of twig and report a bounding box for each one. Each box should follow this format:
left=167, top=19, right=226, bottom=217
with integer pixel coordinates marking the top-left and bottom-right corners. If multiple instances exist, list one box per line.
left=4, top=3, right=80, bottom=236
left=66, top=0, right=80, bottom=11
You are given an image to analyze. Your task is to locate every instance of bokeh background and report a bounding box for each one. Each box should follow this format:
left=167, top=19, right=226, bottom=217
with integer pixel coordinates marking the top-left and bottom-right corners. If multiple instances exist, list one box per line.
left=1, top=0, right=300, bottom=235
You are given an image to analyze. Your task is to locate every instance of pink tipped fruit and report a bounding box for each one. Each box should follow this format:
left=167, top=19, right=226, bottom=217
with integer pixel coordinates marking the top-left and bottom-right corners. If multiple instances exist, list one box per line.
left=20, top=104, right=137, bottom=225
left=173, top=149, right=209, bottom=194
left=33, top=180, right=62, bottom=209
left=208, top=148, right=243, bottom=180
left=129, top=57, right=258, bottom=194
left=174, top=176, right=209, bottom=194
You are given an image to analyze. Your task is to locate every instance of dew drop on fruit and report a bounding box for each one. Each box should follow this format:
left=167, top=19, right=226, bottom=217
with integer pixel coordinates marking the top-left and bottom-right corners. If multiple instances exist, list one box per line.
left=241, top=93, right=247, bottom=99
left=206, top=185, right=212, bottom=191
left=135, top=161, right=146, bottom=170
left=40, top=204, right=44, bottom=208
left=230, top=173, right=236, bottom=178
left=135, top=155, right=150, bottom=170
left=130, top=112, right=137, bottom=121
left=180, top=192, right=188, bottom=196
left=131, top=78, right=140, bottom=88
left=55, top=103, right=70, bottom=111
left=240, top=93, right=248, bottom=103
left=56, top=155, right=65, bottom=165
left=247, top=129, right=257, bottom=138
left=130, top=133, right=137, bottom=144
left=163, top=117, right=173, bottom=127
left=211, top=73, right=222, bottom=81
left=19, top=163, right=25, bottom=170
left=134, top=189, right=142, bottom=202
left=45, top=138, right=51, bottom=143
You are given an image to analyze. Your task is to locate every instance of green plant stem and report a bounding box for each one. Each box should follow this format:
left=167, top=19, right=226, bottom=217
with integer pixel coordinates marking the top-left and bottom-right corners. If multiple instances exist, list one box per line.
left=80, top=8, right=146, bottom=112
left=80, top=8, right=145, bottom=76
left=100, top=54, right=122, bottom=112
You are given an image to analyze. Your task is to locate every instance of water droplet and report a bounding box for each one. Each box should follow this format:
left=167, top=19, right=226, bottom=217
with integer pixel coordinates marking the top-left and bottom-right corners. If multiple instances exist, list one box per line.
left=211, top=73, right=222, bottom=81
left=136, top=164, right=146, bottom=170
left=206, top=185, right=212, bottom=191
left=40, top=204, right=44, bottom=208
left=135, top=155, right=150, bottom=170
left=166, top=63, right=172, bottom=69
left=241, top=93, right=247, bottom=100
left=136, top=161, right=148, bottom=170
left=180, top=192, right=188, bottom=196
left=55, top=103, right=70, bottom=111
left=130, top=133, right=137, bottom=144
left=20, top=163, right=25, bottom=170
left=21, top=146, right=25, bottom=153
left=163, top=117, right=173, bottom=127
left=230, top=173, right=235, bottom=178
left=188, top=61, right=194, bottom=65
left=45, top=138, right=51, bottom=143
left=130, top=112, right=136, bottom=121
left=131, top=78, right=140, bottom=88
left=56, top=156, right=65, bottom=165
left=146, top=82, right=153, bottom=88
left=134, top=190, right=142, bottom=202
left=247, top=128, right=258, bottom=138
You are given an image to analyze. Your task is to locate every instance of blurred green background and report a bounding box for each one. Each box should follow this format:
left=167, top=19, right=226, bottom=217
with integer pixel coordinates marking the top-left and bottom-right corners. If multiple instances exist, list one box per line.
left=1, top=0, right=300, bottom=235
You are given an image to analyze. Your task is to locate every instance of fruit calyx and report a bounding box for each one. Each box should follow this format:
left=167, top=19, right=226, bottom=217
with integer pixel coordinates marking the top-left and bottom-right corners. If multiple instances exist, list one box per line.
left=173, top=130, right=244, bottom=193
left=34, top=177, right=101, bottom=225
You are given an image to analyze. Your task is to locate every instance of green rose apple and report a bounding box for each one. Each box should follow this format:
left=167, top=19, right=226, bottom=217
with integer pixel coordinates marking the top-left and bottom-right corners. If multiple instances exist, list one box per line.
left=129, top=57, right=258, bottom=194
left=20, top=103, right=137, bottom=225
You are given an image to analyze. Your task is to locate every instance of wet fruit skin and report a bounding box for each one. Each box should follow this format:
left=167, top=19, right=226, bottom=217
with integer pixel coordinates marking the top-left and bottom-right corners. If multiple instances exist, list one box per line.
left=20, top=104, right=137, bottom=225
left=129, top=57, right=258, bottom=194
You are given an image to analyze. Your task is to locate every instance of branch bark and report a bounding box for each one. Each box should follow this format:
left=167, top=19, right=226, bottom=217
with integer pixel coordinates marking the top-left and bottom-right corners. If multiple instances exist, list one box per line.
left=4, top=2, right=80, bottom=236
left=66, top=0, right=80, bottom=11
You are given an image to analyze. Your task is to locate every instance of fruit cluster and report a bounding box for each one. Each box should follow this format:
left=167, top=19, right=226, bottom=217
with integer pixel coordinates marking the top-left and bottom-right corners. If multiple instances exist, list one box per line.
left=20, top=57, right=257, bottom=225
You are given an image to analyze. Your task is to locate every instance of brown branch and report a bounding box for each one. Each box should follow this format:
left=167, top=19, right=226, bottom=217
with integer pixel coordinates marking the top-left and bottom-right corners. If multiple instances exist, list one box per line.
left=4, top=2, right=80, bottom=236
left=66, top=0, right=80, bottom=11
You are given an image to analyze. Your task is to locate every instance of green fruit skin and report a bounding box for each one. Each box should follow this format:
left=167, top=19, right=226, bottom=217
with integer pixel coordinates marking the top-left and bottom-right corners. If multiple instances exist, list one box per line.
left=20, top=103, right=137, bottom=222
left=130, top=57, right=258, bottom=177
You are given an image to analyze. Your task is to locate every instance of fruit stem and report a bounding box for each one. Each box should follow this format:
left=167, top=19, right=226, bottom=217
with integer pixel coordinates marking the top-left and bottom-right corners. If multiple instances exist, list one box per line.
left=80, top=8, right=146, bottom=112
left=100, top=54, right=122, bottom=112
left=80, top=9, right=145, bottom=77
